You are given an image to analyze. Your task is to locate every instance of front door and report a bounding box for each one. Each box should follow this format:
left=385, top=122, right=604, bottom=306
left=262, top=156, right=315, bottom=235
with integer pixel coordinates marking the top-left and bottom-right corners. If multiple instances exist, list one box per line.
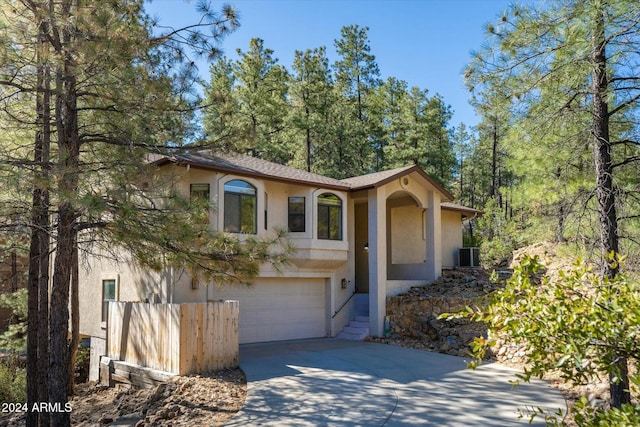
left=354, top=203, right=369, bottom=293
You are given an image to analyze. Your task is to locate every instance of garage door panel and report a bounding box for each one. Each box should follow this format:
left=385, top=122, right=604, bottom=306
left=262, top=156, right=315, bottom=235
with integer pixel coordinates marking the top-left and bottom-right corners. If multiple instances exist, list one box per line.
left=211, top=278, right=327, bottom=344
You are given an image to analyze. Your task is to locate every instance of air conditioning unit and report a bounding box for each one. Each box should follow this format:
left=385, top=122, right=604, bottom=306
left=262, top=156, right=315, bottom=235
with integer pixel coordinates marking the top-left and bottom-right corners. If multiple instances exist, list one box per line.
left=459, top=247, right=480, bottom=267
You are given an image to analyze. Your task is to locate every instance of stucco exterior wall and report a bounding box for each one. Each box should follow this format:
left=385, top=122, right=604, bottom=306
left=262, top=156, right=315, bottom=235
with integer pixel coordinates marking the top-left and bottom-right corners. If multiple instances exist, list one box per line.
left=79, top=161, right=464, bottom=348
left=390, top=204, right=426, bottom=264
left=78, top=251, right=176, bottom=339
left=441, top=210, right=463, bottom=268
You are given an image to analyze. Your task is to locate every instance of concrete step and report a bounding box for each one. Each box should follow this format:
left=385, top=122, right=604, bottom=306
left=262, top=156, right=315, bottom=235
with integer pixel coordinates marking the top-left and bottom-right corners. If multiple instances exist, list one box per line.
left=343, top=326, right=370, bottom=334
left=337, top=315, right=370, bottom=341
left=348, top=320, right=369, bottom=328
left=336, top=331, right=369, bottom=341
left=354, top=294, right=369, bottom=317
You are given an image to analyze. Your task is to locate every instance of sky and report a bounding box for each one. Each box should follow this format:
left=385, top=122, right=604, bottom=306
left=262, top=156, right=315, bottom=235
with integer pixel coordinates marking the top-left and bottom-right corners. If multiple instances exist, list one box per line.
left=145, top=0, right=515, bottom=130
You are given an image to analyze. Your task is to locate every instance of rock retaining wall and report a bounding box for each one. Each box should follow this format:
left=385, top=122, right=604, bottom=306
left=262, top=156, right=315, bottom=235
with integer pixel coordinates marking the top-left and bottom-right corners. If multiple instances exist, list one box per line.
left=386, top=294, right=486, bottom=357
left=383, top=269, right=526, bottom=363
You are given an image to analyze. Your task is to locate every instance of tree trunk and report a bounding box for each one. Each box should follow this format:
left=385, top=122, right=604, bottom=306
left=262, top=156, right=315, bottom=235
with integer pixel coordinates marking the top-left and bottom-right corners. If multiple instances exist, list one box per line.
left=49, top=205, right=74, bottom=427
left=10, top=252, right=17, bottom=292
left=67, top=239, right=79, bottom=396
left=305, top=105, right=311, bottom=172
left=591, top=4, right=628, bottom=408
left=490, top=118, right=498, bottom=198
left=49, top=5, right=80, bottom=422
left=26, top=192, right=42, bottom=427
left=27, top=16, right=52, bottom=426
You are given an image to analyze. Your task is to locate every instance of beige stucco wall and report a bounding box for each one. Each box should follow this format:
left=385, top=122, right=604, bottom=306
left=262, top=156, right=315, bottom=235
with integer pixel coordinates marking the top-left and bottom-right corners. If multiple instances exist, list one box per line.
left=80, top=166, right=356, bottom=343
left=79, top=164, right=464, bottom=346
left=441, top=210, right=463, bottom=268
left=78, top=251, right=179, bottom=339
left=390, top=204, right=426, bottom=264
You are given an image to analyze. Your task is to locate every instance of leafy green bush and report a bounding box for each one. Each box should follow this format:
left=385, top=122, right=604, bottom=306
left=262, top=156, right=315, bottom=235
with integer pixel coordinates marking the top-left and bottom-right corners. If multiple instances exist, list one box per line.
left=74, top=345, right=91, bottom=384
left=474, top=198, right=528, bottom=267
left=0, top=358, right=26, bottom=403
left=0, top=288, right=27, bottom=351
left=456, top=254, right=640, bottom=425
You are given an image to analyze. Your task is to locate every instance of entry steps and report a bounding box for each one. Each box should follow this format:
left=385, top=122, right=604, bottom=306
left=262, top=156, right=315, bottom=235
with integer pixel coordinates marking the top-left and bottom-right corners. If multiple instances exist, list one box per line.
left=337, top=316, right=370, bottom=340
left=337, top=294, right=370, bottom=341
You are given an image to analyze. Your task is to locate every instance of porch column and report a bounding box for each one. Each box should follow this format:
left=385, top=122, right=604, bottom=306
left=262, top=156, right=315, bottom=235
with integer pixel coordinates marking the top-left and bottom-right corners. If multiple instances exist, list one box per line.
left=425, top=190, right=442, bottom=281
left=368, top=188, right=386, bottom=337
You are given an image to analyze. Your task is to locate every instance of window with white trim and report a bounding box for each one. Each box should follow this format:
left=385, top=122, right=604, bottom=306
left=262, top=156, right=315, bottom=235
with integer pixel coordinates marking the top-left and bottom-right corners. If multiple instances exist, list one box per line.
left=288, top=196, right=305, bottom=232
left=317, top=193, right=342, bottom=240
left=224, top=180, right=257, bottom=234
left=102, top=279, right=117, bottom=323
left=190, top=183, right=210, bottom=224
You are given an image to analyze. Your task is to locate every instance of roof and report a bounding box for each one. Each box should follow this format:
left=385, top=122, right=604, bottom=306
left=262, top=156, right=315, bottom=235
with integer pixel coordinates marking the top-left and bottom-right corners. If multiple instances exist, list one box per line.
left=154, top=151, right=455, bottom=202
left=441, top=202, right=484, bottom=218
left=341, top=165, right=453, bottom=201
left=154, top=151, right=349, bottom=191
left=340, top=165, right=415, bottom=188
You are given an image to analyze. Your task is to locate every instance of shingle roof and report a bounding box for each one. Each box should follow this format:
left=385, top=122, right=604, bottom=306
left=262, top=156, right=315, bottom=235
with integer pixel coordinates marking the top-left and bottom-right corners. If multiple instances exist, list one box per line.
left=341, top=165, right=454, bottom=201
left=340, top=166, right=415, bottom=188
left=156, top=151, right=350, bottom=190
left=154, top=151, right=454, bottom=201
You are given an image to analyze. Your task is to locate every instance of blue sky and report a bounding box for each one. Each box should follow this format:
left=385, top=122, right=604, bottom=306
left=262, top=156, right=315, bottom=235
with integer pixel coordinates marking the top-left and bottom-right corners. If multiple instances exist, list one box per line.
left=145, top=0, right=514, bottom=129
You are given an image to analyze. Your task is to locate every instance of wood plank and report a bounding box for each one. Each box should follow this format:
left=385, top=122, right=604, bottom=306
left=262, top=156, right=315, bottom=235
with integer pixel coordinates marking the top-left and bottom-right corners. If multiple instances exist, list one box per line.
left=106, top=300, right=239, bottom=375
left=112, top=360, right=177, bottom=382
left=196, top=303, right=203, bottom=372
left=169, top=304, right=180, bottom=374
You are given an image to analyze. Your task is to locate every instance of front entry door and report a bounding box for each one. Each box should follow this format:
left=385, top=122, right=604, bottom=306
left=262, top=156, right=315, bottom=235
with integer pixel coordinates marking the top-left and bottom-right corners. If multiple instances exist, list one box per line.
left=354, top=203, right=369, bottom=293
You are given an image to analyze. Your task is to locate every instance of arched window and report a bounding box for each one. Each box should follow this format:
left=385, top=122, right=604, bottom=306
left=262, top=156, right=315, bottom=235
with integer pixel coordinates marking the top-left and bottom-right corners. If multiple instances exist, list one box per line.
left=224, top=180, right=257, bottom=234
left=317, top=193, right=342, bottom=240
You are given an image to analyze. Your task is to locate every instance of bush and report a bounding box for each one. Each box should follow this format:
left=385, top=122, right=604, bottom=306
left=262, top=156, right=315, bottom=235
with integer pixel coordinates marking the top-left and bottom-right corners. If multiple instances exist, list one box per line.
left=0, top=357, right=26, bottom=403
left=458, top=254, right=640, bottom=425
left=0, top=288, right=27, bottom=351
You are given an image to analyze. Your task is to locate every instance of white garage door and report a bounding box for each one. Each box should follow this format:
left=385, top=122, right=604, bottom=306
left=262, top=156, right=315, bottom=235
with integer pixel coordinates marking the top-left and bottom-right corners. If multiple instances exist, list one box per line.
left=212, top=278, right=327, bottom=344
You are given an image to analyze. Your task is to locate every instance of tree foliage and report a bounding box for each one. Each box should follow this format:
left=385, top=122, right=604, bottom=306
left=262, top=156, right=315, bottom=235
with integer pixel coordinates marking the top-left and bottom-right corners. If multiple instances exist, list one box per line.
left=464, top=0, right=640, bottom=271
left=202, top=25, right=456, bottom=182
left=0, top=1, right=294, bottom=425
left=0, top=288, right=27, bottom=351
left=457, top=255, right=640, bottom=424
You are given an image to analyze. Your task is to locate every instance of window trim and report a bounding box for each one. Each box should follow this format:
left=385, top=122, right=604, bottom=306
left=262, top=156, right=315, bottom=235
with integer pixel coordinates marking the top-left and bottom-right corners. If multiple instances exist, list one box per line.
left=317, top=193, right=343, bottom=240
left=101, top=275, right=119, bottom=328
left=223, top=179, right=258, bottom=234
left=190, top=183, right=211, bottom=224
left=288, top=196, right=306, bottom=232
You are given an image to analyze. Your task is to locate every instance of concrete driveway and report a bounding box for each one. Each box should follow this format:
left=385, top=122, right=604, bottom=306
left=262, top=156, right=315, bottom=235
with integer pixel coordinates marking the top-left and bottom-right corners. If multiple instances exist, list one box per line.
left=224, top=339, right=565, bottom=426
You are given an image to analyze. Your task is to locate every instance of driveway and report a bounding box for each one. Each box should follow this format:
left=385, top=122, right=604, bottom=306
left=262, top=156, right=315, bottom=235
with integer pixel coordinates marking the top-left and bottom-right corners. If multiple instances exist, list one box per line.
left=225, top=339, right=565, bottom=426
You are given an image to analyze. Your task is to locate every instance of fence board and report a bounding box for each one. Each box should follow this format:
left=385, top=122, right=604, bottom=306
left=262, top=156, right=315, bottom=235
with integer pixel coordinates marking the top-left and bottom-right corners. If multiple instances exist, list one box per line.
left=107, top=300, right=238, bottom=375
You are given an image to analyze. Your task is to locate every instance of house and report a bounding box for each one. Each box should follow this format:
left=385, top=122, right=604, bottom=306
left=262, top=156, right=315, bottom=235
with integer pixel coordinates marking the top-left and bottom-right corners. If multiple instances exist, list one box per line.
left=79, top=151, right=481, bottom=379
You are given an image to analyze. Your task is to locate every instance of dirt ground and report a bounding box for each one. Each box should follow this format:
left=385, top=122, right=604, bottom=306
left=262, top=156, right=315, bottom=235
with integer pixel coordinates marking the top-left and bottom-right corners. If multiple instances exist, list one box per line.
left=0, top=369, right=246, bottom=427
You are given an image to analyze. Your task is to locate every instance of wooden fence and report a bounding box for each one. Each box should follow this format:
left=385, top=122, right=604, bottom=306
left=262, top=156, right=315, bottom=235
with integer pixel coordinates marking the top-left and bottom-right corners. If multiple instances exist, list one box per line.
left=107, top=300, right=239, bottom=375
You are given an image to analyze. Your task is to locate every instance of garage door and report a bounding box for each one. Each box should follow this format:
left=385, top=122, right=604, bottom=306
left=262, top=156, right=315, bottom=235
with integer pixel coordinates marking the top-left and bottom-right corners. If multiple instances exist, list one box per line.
left=211, top=278, right=327, bottom=344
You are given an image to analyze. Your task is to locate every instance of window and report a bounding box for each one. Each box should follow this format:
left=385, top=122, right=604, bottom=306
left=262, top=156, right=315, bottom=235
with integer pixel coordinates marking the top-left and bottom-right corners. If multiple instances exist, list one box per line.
left=224, top=180, right=257, bottom=234
left=102, top=279, right=117, bottom=323
left=190, top=183, right=210, bottom=224
left=288, top=197, right=305, bottom=232
left=317, top=193, right=342, bottom=240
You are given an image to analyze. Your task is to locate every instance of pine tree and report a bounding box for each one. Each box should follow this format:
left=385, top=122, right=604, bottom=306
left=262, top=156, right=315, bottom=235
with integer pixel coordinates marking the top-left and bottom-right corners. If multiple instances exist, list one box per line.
left=0, top=3, right=290, bottom=425
left=288, top=47, right=334, bottom=173
left=466, top=0, right=640, bottom=407
left=333, top=25, right=381, bottom=175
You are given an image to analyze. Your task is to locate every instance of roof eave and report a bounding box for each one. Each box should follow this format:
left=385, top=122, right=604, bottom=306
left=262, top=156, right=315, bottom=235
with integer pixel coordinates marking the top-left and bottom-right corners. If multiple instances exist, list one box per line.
left=347, top=166, right=454, bottom=201
left=155, top=156, right=350, bottom=191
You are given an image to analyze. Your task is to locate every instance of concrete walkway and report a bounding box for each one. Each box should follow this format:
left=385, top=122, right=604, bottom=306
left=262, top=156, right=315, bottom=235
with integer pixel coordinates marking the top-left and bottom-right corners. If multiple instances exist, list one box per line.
left=225, top=339, right=566, bottom=426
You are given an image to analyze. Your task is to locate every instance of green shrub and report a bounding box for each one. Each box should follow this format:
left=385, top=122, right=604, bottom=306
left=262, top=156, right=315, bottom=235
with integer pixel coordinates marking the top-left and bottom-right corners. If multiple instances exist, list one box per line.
left=450, top=254, right=640, bottom=425
left=0, top=288, right=27, bottom=351
left=0, top=358, right=26, bottom=403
